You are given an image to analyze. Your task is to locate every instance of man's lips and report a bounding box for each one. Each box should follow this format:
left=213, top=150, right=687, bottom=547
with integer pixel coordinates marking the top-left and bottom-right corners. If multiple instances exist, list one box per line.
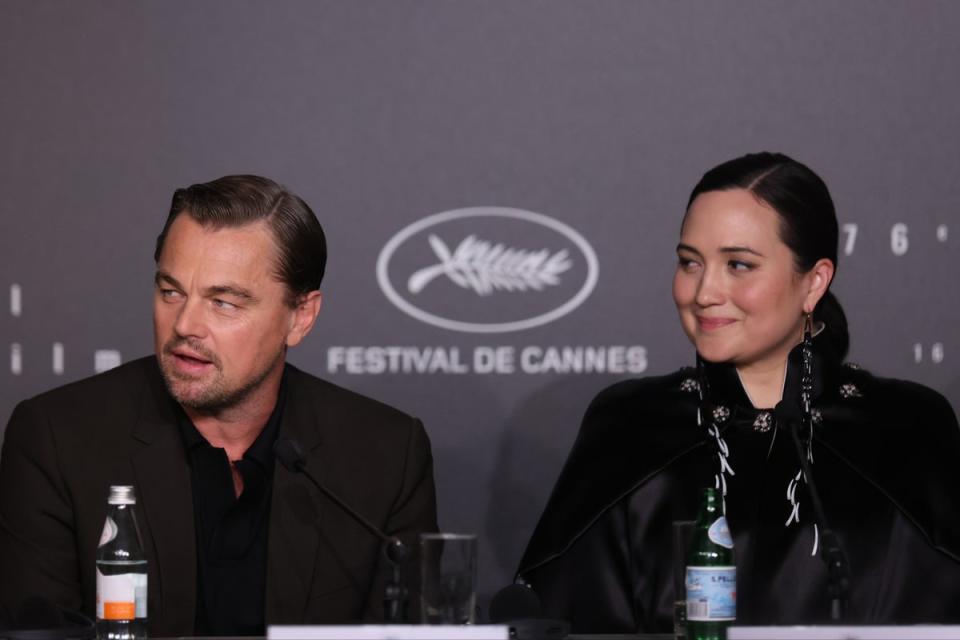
left=696, top=316, right=737, bottom=331
left=168, top=348, right=216, bottom=372
left=171, top=349, right=211, bottom=364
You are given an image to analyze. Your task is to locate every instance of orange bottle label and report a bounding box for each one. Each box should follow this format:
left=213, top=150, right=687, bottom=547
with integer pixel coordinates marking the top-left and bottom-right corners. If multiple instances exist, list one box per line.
left=103, top=601, right=136, bottom=620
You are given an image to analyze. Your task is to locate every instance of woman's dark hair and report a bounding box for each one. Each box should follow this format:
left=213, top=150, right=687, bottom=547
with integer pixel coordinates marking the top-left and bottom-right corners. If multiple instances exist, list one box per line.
left=685, top=152, right=849, bottom=359
left=154, top=174, right=327, bottom=308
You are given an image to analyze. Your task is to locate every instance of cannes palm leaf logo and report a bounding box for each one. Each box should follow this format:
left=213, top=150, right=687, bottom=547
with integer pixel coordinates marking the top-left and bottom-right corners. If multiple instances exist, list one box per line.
left=407, top=234, right=572, bottom=296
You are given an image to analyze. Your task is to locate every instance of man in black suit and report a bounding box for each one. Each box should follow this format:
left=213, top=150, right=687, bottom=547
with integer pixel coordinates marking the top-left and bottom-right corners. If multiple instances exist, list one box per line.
left=0, top=175, right=438, bottom=635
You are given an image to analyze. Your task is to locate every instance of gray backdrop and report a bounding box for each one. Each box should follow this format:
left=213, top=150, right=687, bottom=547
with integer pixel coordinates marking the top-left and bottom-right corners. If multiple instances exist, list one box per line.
left=2, top=0, right=958, bottom=610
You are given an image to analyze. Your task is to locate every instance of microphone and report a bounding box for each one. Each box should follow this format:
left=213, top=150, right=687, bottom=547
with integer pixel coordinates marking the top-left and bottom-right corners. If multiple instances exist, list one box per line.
left=273, top=438, right=410, bottom=622
left=489, top=584, right=541, bottom=622
left=489, top=584, right=569, bottom=639
left=777, top=405, right=852, bottom=621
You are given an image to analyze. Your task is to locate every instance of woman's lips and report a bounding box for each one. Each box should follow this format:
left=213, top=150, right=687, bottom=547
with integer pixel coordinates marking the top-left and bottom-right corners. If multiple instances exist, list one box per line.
left=697, top=316, right=736, bottom=331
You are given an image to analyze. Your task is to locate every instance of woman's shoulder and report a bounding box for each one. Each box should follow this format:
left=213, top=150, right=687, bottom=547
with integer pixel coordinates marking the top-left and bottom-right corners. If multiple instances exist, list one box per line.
left=585, top=368, right=699, bottom=419
left=827, top=361, right=958, bottom=432
left=820, top=362, right=960, bottom=560
left=517, top=369, right=707, bottom=576
left=572, top=368, right=704, bottom=453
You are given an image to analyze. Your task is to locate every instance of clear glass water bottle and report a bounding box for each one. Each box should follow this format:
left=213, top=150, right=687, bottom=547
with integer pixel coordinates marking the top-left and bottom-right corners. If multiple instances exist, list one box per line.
left=685, top=487, right=736, bottom=640
left=96, top=485, right=147, bottom=639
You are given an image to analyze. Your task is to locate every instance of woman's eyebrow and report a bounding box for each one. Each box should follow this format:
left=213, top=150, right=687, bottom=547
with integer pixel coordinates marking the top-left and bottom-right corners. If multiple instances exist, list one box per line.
left=719, top=245, right=765, bottom=257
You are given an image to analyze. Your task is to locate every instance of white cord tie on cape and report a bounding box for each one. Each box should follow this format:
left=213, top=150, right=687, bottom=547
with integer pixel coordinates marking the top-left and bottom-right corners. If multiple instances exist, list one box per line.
left=785, top=469, right=802, bottom=527
left=784, top=467, right=821, bottom=554
left=783, top=411, right=818, bottom=554
left=698, top=402, right=735, bottom=514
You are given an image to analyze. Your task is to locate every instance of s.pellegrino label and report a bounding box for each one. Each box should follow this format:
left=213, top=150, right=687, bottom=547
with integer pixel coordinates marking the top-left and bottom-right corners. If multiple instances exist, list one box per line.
left=685, top=488, right=736, bottom=640
left=685, top=565, right=736, bottom=621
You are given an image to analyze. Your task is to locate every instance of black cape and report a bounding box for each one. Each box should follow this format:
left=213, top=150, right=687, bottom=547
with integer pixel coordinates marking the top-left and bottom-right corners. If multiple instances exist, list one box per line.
left=517, top=340, right=960, bottom=633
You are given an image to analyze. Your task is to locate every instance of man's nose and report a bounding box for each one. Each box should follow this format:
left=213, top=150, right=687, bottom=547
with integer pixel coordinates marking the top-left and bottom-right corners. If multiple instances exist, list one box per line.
left=173, top=297, right=207, bottom=338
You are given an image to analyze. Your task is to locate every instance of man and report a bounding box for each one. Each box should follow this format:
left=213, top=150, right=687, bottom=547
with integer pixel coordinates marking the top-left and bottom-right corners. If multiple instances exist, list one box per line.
left=0, top=175, right=438, bottom=635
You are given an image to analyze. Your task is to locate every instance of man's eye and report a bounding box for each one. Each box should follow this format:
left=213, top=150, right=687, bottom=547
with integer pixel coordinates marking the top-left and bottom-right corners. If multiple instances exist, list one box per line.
left=160, top=289, right=181, bottom=299
left=213, top=299, right=237, bottom=310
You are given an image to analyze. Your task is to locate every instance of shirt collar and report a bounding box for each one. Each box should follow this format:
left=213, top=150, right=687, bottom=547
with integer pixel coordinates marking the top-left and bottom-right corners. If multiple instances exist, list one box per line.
left=175, top=366, right=288, bottom=469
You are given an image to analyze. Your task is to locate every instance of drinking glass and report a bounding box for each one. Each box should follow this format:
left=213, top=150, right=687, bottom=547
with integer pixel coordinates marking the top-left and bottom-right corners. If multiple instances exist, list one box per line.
left=420, top=533, right=478, bottom=624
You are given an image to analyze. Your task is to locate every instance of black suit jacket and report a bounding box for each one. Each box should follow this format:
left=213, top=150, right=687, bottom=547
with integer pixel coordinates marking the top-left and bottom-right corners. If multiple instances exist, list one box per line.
left=0, top=357, right=438, bottom=635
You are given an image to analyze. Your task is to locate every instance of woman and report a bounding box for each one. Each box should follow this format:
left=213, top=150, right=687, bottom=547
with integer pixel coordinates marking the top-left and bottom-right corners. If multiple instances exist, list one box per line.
left=516, top=152, right=960, bottom=632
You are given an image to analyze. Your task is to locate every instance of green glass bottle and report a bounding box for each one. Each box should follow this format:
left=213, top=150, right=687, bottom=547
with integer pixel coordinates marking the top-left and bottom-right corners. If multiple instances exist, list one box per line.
left=685, top=487, right=736, bottom=640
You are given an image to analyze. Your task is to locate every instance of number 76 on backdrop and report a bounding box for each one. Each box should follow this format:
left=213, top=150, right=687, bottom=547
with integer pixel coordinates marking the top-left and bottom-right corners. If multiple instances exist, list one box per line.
left=840, top=222, right=948, bottom=256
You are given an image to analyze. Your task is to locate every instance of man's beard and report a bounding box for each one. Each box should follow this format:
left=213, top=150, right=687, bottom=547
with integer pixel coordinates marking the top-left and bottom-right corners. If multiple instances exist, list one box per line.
left=158, top=337, right=284, bottom=413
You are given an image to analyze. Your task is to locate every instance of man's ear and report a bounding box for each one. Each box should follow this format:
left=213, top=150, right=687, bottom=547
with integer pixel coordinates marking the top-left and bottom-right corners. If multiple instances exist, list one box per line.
left=286, top=290, right=322, bottom=347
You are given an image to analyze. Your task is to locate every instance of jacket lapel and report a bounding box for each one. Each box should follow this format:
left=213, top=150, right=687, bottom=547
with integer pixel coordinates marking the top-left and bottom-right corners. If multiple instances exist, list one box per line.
left=130, top=363, right=197, bottom=636
left=266, top=367, right=326, bottom=623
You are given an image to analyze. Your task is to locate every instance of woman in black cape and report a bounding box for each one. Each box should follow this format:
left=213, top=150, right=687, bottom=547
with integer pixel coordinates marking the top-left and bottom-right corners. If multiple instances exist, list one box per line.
left=516, top=152, right=960, bottom=632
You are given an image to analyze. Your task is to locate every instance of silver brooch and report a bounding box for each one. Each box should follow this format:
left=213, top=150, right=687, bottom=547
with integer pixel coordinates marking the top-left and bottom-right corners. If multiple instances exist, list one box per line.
left=712, top=405, right=731, bottom=423
left=811, top=408, right=823, bottom=425
left=753, top=411, right=773, bottom=432
left=680, top=378, right=700, bottom=393
left=839, top=383, right=862, bottom=399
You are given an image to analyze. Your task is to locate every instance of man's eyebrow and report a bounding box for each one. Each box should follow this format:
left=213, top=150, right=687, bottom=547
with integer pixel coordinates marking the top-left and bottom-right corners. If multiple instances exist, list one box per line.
left=155, top=271, right=183, bottom=289
left=155, top=272, right=257, bottom=302
left=205, top=284, right=256, bottom=301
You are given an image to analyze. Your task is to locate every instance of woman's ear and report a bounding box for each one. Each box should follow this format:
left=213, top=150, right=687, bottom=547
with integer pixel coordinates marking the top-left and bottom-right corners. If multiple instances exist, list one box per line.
left=802, top=259, right=835, bottom=314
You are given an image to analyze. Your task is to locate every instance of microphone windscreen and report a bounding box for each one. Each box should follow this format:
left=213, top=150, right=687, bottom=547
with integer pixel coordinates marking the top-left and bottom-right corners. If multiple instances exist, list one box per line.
left=273, top=438, right=306, bottom=472
left=489, top=583, right=541, bottom=622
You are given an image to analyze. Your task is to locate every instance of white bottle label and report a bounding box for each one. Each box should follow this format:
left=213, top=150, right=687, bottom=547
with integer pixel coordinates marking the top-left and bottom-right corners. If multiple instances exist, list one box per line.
left=98, top=516, right=118, bottom=547
left=686, top=566, right=736, bottom=621
left=96, top=568, right=147, bottom=620
left=708, top=516, right=733, bottom=548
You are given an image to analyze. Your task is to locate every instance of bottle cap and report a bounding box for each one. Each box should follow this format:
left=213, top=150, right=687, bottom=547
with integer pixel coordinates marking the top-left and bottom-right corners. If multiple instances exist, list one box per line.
left=107, top=485, right=136, bottom=505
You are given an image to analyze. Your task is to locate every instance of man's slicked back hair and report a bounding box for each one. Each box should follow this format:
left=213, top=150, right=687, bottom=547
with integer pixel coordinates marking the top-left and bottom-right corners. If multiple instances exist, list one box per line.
left=154, top=175, right=327, bottom=307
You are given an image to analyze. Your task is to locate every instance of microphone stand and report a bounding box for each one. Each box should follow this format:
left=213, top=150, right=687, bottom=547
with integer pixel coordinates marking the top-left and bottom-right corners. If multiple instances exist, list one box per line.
left=785, top=417, right=851, bottom=621
left=274, top=439, right=410, bottom=623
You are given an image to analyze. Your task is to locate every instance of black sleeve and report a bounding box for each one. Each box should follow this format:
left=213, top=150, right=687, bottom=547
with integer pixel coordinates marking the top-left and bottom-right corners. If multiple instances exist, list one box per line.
left=0, top=399, right=82, bottom=614
left=362, top=417, right=438, bottom=622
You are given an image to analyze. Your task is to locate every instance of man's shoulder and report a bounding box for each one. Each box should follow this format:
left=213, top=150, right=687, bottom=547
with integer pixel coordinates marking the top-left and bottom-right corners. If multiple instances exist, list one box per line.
left=283, top=364, right=420, bottom=434
left=28, top=356, right=158, bottom=401
left=5, top=356, right=161, bottom=448
left=286, top=365, right=412, bottom=415
left=280, top=366, right=428, bottom=472
left=14, top=356, right=159, bottom=420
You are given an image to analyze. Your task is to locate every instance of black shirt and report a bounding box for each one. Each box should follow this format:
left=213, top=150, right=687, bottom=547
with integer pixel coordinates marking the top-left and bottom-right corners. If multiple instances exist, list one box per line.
left=176, top=375, right=285, bottom=636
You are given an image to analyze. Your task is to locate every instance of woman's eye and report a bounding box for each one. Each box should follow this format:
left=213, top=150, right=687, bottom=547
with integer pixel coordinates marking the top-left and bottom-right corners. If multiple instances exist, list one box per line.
left=729, top=260, right=754, bottom=272
left=677, top=257, right=700, bottom=270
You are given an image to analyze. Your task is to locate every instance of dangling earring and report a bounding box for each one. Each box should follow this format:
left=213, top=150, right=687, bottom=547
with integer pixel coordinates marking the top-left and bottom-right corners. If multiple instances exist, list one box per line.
left=801, top=312, right=814, bottom=415
left=785, top=311, right=820, bottom=554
